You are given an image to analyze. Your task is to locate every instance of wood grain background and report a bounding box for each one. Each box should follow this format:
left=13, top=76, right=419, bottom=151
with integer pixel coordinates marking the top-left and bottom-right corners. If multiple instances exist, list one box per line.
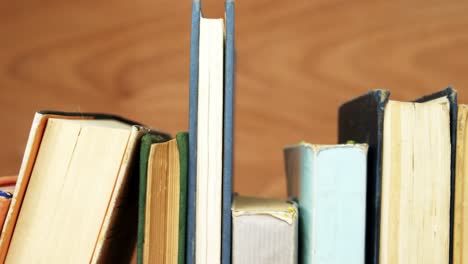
left=1, top=0, right=468, bottom=198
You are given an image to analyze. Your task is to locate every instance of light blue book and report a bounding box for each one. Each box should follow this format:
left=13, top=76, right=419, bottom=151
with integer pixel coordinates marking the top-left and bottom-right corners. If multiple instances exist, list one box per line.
left=284, top=143, right=368, bottom=264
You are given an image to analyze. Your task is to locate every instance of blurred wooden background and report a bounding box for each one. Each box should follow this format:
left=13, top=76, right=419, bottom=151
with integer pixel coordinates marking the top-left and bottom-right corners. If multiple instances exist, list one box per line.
left=1, top=0, right=468, bottom=198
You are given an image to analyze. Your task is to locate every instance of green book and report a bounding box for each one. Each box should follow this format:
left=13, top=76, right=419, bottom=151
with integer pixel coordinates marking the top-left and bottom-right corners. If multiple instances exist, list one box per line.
left=137, top=132, right=188, bottom=264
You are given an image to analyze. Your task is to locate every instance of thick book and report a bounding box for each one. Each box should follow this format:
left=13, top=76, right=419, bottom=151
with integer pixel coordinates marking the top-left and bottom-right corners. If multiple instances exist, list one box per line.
left=284, top=143, right=368, bottom=264
left=231, top=196, right=298, bottom=264
left=187, top=0, right=235, bottom=263
left=338, top=88, right=457, bottom=264
left=0, top=111, right=168, bottom=263
left=137, top=133, right=188, bottom=264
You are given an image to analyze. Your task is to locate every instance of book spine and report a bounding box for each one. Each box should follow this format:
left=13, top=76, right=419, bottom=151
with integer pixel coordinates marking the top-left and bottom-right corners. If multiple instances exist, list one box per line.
left=137, top=136, right=151, bottom=264
left=187, top=1, right=201, bottom=264
left=177, top=133, right=189, bottom=264
left=222, top=1, right=235, bottom=264
left=300, top=146, right=314, bottom=264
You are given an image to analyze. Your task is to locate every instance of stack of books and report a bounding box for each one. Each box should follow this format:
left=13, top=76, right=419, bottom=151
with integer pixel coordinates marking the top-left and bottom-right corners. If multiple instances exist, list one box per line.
left=0, top=1, right=466, bottom=264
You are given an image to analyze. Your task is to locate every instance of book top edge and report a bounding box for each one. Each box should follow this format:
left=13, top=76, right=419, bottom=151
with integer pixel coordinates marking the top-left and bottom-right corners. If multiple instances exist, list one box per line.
left=232, top=196, right=297, bottom=225
left=284, top=143, right=368, bottom=153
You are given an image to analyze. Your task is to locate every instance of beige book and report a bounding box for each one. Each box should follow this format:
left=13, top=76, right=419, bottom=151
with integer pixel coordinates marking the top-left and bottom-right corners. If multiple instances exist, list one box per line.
left=232, top=196, right=298, bottom=264
left=379, top=98, right=451, bottom=264
left=454, top=104, right=468, bottom=264
left=2, top=115, right=152, bottom=263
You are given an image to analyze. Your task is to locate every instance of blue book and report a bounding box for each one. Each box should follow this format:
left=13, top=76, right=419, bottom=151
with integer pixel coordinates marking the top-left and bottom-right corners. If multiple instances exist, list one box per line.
left=187, top=1, right=201, bottom=263
left=187, top=0, right=235, bottom=263
left=222, top=1, right=235, bottom=264
left=284, top=143, right=368, bottom=264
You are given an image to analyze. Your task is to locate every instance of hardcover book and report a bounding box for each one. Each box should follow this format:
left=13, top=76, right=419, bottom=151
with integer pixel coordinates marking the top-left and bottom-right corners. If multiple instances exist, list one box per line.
left=338, top=88, right=457, bottom=264
left=0, top=111, right=168, bottom=263
left=187, top=0, right=235, bottom=263
left=138, top=133, right=188, bottom=264
left=231, top=196, right=298, bottom=264
left=284, top=143, right=368, bottom=264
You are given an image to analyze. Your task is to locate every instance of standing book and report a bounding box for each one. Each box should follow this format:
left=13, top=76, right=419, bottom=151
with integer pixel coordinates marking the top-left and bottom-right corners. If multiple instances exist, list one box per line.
left=338, top=88, right=457, bottom=264
left=137, top=133, right=188, bottom=264
left=231, top=196, right=298, bottom=264
left=187, top=0, right=235, bottom=263
left=0, top=111, right=168, bottom=263
left=284, top=143, right=368, bottom=264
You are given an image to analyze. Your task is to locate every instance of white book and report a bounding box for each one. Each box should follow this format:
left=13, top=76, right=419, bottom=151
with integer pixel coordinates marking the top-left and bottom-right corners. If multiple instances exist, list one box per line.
left=232, top=196, right=298, bottom=264
left=196, top=17, right=224, bottom=264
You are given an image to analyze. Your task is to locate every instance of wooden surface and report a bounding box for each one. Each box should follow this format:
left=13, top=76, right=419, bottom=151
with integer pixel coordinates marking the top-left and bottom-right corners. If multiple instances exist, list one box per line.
left=1, top=0, right=468, bottom=198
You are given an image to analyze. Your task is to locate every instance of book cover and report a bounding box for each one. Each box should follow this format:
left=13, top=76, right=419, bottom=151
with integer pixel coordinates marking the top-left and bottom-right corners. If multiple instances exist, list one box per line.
left=284, top=143, right=368, bottom=264
left=187, top=1, right=201, bottom=263
left=222, top=0, right=235, bottom=264
left=338, top=88, right=457, bottom=264
left=176, top=132, right=189, bottom=264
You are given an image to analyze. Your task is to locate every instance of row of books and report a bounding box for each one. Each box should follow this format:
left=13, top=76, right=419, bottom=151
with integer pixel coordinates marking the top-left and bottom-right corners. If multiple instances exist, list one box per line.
left=235, top=87, right=464, bottom=264
left=0, top=1, right=466, bottom=264
left=0, top=88, right=464, bottom=264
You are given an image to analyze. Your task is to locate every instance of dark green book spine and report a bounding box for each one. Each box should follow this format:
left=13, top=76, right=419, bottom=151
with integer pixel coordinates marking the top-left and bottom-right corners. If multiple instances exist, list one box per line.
left=176, top=132, right=188, bottom=264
